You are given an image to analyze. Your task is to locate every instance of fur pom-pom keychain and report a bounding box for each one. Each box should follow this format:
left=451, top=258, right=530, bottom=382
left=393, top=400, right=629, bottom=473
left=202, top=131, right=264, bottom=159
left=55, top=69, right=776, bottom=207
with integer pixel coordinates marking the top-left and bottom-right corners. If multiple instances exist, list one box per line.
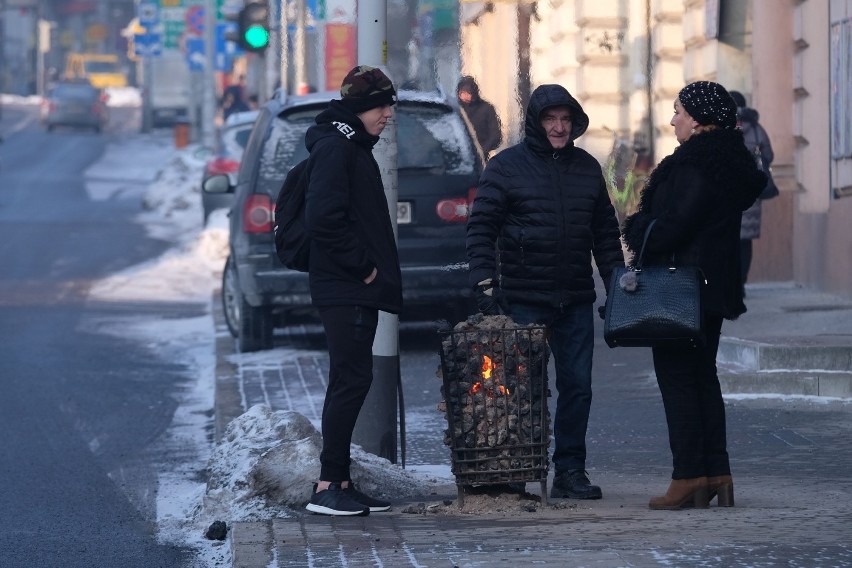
left=619, top=271, right=638, bottom=292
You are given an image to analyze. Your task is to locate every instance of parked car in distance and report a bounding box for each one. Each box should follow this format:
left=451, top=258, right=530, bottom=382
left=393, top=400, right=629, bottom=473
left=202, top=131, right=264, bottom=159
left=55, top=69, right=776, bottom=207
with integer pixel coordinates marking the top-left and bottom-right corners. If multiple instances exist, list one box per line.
left=41, top=80, right=108, bottom=133
left=202, top=109, right=259, bottom=224
left=203, top=89, right=482, bottom=352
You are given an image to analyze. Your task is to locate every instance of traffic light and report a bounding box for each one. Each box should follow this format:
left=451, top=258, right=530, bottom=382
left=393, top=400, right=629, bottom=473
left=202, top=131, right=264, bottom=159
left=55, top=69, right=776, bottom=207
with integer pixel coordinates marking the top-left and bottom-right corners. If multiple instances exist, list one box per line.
left=224, top=1, right=269, bottom=53
left=240, top=1, right=270, bottom=52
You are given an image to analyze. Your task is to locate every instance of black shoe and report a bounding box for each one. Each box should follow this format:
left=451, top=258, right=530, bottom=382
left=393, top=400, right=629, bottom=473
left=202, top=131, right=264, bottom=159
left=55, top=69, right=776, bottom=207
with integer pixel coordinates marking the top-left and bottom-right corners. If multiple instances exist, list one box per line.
left=344, top=482, right=391, bottom=512
left=550, top=470, right=603, bottom=500
left=306, top=483, right=369, bottom=516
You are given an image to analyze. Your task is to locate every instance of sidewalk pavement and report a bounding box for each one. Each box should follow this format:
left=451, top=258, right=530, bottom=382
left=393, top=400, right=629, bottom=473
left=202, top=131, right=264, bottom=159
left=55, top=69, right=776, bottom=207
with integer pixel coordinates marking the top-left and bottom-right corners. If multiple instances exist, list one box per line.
left=214, top=282, right=852, bottom=567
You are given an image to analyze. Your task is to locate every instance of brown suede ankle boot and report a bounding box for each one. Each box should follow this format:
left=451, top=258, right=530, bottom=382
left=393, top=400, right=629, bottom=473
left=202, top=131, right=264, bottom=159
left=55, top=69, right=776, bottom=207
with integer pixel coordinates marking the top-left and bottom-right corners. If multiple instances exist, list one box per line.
left=649, top=477, right=710, bottom=510
left=708, top=475, right=734, bottom=507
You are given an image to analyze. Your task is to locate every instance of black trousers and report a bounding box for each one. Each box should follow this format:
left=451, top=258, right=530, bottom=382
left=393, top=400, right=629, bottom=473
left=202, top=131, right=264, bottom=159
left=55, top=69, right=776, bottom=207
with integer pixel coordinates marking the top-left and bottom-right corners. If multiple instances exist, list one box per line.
left=317, top=305, right=379, bottom=482
left=651, top=314, right=731, bottom=479
left=740, top=239, right=753, bottom=285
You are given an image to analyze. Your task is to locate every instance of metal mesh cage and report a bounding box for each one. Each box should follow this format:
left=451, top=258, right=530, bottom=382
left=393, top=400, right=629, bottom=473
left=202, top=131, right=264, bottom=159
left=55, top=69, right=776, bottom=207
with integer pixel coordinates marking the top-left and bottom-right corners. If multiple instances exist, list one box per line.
left=438, top=323, right=551, bottom=504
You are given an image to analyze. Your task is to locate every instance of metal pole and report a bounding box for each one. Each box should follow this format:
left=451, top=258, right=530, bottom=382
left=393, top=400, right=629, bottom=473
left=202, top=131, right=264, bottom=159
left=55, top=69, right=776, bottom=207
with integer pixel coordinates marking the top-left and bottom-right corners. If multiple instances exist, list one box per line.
left=0, top=0, right=4, bottom=119
left=201, top=0, right=217, bottom=149
left=351, top=0, right=401, bottom=464
left=279, top=0, right=288, bottom=95
left=294, top=0, right=306, bottom=93
left=141, top=56, right=153, bottom=133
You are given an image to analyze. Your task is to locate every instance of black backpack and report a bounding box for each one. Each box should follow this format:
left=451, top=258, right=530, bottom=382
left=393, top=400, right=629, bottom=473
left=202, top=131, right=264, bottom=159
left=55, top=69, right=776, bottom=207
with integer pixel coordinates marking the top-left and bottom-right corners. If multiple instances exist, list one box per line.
left=273, top=158, right=310, bottom=272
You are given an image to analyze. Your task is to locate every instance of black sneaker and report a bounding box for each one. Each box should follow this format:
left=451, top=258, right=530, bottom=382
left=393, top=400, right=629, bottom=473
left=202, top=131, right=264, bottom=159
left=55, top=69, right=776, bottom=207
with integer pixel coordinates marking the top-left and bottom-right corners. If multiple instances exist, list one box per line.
left=305, top=483, right=369, bottom=516
left=550, top=470, right=603, bottom=500
left=344, top=482, right=391, bottom=512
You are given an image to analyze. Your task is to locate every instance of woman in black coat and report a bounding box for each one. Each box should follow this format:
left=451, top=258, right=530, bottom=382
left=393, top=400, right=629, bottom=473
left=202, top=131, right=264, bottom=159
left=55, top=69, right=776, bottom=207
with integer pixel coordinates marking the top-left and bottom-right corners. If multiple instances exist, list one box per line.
left=621, top=81, right=766, bottom=510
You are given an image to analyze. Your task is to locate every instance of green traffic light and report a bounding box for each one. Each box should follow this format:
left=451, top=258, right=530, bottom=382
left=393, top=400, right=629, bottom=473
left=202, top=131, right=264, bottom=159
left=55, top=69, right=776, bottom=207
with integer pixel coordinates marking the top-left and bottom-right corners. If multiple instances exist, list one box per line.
left=244, top=25, right=269, bottom=49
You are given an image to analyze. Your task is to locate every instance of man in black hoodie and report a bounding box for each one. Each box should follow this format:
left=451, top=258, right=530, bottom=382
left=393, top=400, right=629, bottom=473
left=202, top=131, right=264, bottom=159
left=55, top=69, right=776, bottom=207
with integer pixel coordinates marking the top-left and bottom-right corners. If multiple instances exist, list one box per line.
left=466, top=84, right=624, bottom=500
left=457, top=76, right=502, bottom=159
left=303, top=66, right=403, bottom=517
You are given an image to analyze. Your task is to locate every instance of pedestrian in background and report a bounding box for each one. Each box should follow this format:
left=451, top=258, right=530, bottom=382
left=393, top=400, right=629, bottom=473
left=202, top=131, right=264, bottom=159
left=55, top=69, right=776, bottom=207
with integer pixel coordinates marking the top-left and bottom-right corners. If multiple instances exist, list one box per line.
left=621, top=81, right=766, bottom=510
left=457, top=76, right=502, bottom=160
left=466, top=83, right=624, bottom=500
left=730, top=90, right=777, bottom=296
left=303, top=65, right=402, bottom=517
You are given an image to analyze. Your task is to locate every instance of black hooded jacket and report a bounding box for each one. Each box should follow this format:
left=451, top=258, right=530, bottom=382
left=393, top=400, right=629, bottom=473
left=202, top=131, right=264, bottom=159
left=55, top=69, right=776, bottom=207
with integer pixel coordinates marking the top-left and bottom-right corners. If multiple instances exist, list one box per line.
left=457, top=76, right=502, bottom=155
left=466, top=84, right=624, bottom=309
left=303, top=100, right=402, bottom=313
left=621, top=128, right=766, bottom=320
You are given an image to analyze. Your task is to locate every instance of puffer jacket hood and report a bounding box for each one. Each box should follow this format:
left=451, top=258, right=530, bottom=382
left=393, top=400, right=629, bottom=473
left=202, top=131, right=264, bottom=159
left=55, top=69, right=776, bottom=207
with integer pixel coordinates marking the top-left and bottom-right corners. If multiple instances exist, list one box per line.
left=305, top=99, right=380, bottom=152
left=524, top=84, right=590, bottom=154
left=457, top=75, right=481, bottom=101
left=737, top=106, right=760, bottom=126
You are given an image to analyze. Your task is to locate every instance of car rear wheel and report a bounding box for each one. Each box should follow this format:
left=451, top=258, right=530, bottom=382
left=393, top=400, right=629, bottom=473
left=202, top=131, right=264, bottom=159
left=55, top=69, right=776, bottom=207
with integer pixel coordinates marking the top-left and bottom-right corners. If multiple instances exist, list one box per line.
left=221, top=255, right=240, bottom=338
left=222, top=255, right=274, bottom=351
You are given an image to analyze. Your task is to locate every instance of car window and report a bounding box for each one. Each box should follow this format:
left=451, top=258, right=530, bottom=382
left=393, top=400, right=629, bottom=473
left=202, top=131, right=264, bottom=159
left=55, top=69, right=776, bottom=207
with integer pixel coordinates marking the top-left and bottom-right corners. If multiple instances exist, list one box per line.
left=396, top=105, right=477, bottom=174
left=84, top=61, right=119, bottom=74
left=237, top=109, right=274, bottom=185
left=256, top=113, right=313, bottom=196
left=221, top=125, right=253, bottom=159
left=253, top=99, right=478, bottom=197
left=53, top=83, right=97, bottom=99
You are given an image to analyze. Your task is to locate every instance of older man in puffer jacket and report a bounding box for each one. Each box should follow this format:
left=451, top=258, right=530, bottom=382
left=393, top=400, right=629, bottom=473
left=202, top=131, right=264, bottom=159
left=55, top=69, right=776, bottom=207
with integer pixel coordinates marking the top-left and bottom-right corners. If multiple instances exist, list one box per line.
left=466, top=84, right=624, bottom=500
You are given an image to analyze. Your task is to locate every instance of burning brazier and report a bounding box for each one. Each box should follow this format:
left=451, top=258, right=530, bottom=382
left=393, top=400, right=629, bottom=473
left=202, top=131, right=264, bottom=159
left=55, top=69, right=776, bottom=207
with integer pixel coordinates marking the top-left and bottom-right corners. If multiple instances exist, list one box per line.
left=438, top=314, right=552, bottom=507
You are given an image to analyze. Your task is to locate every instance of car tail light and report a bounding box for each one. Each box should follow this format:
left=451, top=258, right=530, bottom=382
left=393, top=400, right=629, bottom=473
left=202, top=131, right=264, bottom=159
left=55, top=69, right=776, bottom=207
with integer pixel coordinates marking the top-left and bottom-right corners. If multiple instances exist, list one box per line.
left=207, top=157, right=240, bottom=176
left=435, top=187, right=477, bottom=223
left=436, top=198, right=469, bottom=223
left=242, top=194, right=273, bottom=233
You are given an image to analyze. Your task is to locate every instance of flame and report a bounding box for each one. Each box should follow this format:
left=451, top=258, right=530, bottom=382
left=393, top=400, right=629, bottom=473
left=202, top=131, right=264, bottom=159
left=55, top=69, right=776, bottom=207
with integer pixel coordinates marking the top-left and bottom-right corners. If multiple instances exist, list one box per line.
left=481, top=355, right=495, bottom=379
left=468, top=355, right=511, bottom=397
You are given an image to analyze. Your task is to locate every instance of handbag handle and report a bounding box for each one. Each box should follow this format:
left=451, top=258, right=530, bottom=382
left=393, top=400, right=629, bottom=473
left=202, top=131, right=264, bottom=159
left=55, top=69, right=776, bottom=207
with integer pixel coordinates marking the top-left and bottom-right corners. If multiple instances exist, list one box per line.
left=633, top=219, right=706, bottom=285
left=634, top=219, right=666, bottom=270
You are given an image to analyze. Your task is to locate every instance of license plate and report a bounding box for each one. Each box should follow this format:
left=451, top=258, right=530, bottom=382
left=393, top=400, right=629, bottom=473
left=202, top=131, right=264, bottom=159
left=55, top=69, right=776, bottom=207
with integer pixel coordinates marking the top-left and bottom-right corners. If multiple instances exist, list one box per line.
left=397, top=201, right=412, bottom=224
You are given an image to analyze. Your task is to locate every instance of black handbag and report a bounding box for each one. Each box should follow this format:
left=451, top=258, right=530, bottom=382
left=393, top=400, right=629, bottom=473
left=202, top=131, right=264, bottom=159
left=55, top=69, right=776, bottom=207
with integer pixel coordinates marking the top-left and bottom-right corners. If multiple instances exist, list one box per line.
left=753, top=146, right=779, bottom=200
left=604, top=220, right=705, bottom=348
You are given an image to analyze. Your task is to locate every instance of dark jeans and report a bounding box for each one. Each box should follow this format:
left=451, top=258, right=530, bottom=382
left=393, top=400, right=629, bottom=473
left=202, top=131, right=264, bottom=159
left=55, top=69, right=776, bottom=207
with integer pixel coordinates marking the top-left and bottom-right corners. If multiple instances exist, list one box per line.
left=651, top=314, right=731, bottom=479
left=510, top=302, right=594, bottom=473
left=317, top=305, right=379, bottom=482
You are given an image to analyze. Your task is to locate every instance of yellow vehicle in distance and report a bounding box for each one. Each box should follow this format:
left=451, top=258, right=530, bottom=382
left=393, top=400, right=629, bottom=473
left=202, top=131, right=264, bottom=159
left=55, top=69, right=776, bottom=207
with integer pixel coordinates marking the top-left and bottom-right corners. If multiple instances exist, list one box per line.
left=65, top=53, right=128, bottom=89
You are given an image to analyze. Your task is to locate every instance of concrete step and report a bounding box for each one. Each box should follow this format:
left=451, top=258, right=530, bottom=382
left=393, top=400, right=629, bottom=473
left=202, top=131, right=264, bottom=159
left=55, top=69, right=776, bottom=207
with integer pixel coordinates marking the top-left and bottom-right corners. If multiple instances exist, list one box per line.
left=718, top=367, right=852, bottom=397
left=718, top=335, right=852, bottom=372
left=718, top=334, right=852, bottom=397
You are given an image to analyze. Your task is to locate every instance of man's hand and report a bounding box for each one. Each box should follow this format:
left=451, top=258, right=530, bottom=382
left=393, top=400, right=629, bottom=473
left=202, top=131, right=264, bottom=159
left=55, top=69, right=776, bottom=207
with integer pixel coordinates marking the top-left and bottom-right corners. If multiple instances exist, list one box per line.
left=475, top=279, right=507, bottom=316
left=364, top=267, right=377, bottom=284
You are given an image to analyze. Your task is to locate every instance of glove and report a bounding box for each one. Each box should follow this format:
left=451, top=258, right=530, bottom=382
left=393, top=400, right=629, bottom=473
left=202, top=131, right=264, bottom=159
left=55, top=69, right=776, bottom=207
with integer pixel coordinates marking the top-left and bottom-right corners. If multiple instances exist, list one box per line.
left=598, top=305, right=607, bottom=320
left=475, top=279, right=508, bottom=316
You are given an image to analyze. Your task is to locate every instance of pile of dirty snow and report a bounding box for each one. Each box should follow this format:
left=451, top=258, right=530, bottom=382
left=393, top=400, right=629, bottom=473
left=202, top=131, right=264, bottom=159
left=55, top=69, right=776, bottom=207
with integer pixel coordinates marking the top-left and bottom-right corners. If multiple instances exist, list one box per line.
left=202, top=404, right=455, bottom=522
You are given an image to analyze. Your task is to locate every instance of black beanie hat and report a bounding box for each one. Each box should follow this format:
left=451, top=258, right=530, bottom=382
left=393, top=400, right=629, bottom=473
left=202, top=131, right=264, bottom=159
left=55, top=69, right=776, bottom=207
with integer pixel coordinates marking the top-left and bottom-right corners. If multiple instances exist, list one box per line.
left=339, top=65, right=396, bottom=114
left=678, top=81, right=737, bottom=129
